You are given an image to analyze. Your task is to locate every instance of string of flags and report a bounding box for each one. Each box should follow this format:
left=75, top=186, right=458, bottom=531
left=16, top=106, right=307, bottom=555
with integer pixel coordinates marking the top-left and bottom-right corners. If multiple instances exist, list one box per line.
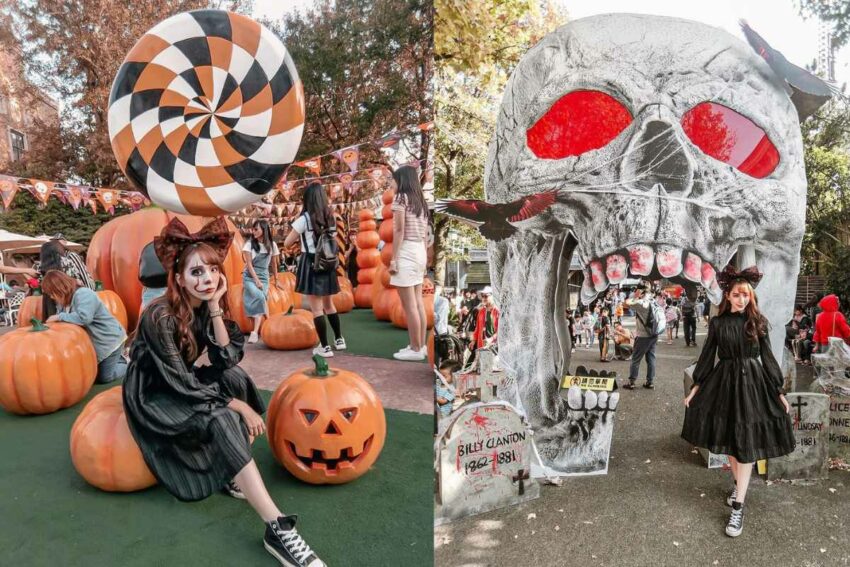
left=0, top=174, right=149, bottom=214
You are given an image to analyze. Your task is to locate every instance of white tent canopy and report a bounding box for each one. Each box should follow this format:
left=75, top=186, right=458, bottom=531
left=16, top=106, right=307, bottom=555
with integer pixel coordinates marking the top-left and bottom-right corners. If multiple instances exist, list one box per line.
left=0, top=229, right=48, bottom=252
left=5, top=234, right=84, bottom=254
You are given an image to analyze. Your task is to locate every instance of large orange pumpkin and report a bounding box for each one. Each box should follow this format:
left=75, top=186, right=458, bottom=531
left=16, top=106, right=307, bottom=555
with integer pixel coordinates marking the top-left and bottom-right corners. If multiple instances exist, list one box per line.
left=390, top=294, right=435, bottom=329
left=354, top=285, right=373, bottom=308
left=332, top=289, right=355, bottom=313
left=267, top=283, right=293, bottom=316
left=357, top=249, right=381, bottom=269
left=86, top=209, right=244, bottom=329
left=267, top=356, right=386, bottom=484
left=0, top=320, right=97, bottom=415
left=276, top=272, right=302, bottom=308
left=226, top=283, right=254, bottom=334
left=17, top=293, right=43, bottom=327
left=373, top=288, right=400, bottom=322
left=261, top=307, right=318, bottom=350
left=70, top=386, right=156, bottom=492
left=94, top=282, right=128, bottom=331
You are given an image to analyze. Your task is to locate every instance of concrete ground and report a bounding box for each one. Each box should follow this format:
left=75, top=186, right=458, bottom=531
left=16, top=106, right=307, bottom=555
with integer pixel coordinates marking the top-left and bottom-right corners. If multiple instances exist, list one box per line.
left=436, top=318, right=850, bottom=567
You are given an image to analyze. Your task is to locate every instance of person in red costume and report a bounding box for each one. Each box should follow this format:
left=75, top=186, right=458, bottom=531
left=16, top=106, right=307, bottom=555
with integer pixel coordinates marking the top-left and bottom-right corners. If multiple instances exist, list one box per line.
left=471, top=287, right=499, bottom=350
left=812, top=294, right=850, bottom=352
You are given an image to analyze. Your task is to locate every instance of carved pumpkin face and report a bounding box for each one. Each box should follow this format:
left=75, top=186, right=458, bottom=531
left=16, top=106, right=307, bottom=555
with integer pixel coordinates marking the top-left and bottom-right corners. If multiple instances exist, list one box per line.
left=267, top=357, right=386, bottom=484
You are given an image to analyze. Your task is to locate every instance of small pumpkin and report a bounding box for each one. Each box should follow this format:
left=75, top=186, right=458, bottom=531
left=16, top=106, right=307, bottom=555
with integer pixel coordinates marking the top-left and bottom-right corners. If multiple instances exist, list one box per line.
left=0, top=319, right=97, bottom=415
left=356, top=230, right=380, bottom=250
left=332, top=289, right=355, bottom=313
left=378, top=219, right=394, bottom=244
left=18, top=291, right=43, bottom=328
left=380, top=205, right=394, bottom=223
left=354, top=285, right=373, bottom=308
left=261, top=307, right=318, bottom=351
left=267, top=355, right=387, bottom=484
left=357, top=268, right=376, bottom=285
left=268, top=283, right=293, bottom=316
left=382, top=189, right=395, bottom=205
left=94, top=281, right=129, bottom=330
left=276, top=272, right=302, bottom=309
left=358, top=209, right=375, bottom=222
left=70, top=386, right=156, bottom=492
left=357, top=249, right=381, bottom=269
left=380, top=243, right=394, bottom=267
left=359, top=220, right=377, bottom=232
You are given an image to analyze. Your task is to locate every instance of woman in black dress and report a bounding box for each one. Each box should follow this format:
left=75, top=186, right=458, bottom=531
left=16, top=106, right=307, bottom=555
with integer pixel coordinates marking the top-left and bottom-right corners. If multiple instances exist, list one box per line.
left=122, top=218, right=325, bottom=567
left=682, top=266, right=794, bottom=538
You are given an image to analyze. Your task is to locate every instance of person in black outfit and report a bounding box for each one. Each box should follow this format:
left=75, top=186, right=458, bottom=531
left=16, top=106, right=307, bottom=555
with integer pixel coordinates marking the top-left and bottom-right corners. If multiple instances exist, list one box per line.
left=682, top=266, right=793, bottom=539
left=680, top=292, right=698, bottom=346
left=122, top=218, right=325, bottom=567
left=597, top=307, right=611, bottom=361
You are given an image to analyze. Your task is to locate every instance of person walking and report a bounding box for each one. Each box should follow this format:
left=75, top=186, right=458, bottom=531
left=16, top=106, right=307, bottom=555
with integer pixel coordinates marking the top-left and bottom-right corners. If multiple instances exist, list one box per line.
left=241, top=220, right=280, bottom=344
left=284, top=183, right=345, bottom=358
left=388, top=165, right=430, bottom=362
left=624, top=284, right=659, bottom=390
left=812, top=294, right=850, bottom=353
left=682, top=266, right=794, bottom=538
left=598, top=307, right=612, bottom=362
left=681, top=293, right=698, bottom=347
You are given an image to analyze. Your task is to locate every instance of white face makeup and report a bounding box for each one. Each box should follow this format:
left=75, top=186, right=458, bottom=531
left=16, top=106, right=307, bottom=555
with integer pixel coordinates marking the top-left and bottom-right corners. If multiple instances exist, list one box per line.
left=727, top=285, right=752, bottom=313
left=177, top=250, right=220, bottom=303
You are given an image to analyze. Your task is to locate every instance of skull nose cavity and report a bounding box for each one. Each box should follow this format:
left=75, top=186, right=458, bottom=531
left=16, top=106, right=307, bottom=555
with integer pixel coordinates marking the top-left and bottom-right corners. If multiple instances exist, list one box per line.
left=627, top=120, right=692, bottom=195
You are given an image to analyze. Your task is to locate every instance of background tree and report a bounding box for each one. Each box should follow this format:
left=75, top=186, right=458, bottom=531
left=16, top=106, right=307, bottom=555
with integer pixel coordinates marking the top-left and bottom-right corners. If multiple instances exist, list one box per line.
left=433, top=0, right=566, bottom=285
left=798, top=0, right=850, bottom=48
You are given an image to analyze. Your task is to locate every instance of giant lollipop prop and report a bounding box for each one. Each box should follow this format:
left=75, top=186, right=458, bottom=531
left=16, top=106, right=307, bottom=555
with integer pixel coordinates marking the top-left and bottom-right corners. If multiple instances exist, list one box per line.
left=108, top=9, right=304, bottom=216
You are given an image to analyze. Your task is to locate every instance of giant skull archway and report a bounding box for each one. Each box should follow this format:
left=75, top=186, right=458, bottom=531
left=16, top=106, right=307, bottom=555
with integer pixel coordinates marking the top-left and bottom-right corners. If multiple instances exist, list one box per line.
left=483, top=14, right=828, bottom=472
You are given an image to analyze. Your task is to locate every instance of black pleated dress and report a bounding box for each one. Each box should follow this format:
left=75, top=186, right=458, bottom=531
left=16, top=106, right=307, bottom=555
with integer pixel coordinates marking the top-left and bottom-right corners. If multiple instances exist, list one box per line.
left=123, top=300, right=266, bottom=502
left=681, top=311, right=795, bottom=463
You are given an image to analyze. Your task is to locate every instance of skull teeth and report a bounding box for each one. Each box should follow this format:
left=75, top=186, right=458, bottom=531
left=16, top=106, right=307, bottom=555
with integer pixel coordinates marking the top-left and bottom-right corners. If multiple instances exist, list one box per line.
left=565, top=385, right=620, bottom=410
left=583, top=245, right=718, bottom=296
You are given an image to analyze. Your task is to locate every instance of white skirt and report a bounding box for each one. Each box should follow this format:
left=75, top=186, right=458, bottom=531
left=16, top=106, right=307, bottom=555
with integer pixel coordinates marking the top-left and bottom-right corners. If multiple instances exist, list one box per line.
left=390, top=239, right=427, bottom=288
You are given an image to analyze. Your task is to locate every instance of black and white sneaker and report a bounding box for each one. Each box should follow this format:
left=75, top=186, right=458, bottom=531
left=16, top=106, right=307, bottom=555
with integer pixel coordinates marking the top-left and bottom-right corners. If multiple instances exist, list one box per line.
left=334, top=338, right=347, bottom=351
left=222, top=479, right=245, bottom=500
left=726, top=487, right=738, bottom=507
left=264, top=515, right=325, bottom=567
left=725, top=503, right=744, bottom=537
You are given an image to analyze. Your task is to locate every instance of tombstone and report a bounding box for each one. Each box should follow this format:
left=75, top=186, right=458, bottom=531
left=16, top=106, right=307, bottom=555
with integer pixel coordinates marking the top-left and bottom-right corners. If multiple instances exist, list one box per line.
left=533, top=367, right=619, bottom=476
left=809, top=337, right=850, bottom=462
left=683, top=364, right=729, bottom=469
left=454, top=348, right=506, bottom=403
left=767, top=392, right=829, bottom=482
left=435, top=401, right=540, bottom=524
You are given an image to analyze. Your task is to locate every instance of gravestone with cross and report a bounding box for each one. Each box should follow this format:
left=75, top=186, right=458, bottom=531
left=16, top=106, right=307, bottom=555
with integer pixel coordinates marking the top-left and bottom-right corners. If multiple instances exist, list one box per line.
left=683, top=364, right=729, bottom=469
left=454, top=348, right=506, bottom=403
left=435, top=401, right=539, bottom=524
left=809, top=337, right=850, bottom=462
left=767, top=392, right=829, bottom=481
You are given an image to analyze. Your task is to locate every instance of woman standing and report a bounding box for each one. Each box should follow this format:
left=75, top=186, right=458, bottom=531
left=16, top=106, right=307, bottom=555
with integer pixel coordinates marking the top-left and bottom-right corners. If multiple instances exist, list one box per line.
left=389, top=165, right=430, bottom=362
left=123, top=218, right=325, bottom=566
left=241, top=220, right=281, bottom=344
left=284, top=183, right=345, bottom=358
left=42, top=270, right=127, bottom=384
left=682, top=266, right=794, bottom=538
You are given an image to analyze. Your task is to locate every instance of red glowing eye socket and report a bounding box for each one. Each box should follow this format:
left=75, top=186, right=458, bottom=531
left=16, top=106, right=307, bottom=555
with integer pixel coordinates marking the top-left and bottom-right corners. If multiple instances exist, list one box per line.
left=526, top=90, right=633, bottom=160
left=681, top=102, right=779, bottom=178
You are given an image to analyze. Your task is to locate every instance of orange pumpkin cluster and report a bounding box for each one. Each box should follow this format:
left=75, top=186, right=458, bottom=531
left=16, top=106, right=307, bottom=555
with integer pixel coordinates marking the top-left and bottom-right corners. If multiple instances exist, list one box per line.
left=353, top=208, right=381, bottom=308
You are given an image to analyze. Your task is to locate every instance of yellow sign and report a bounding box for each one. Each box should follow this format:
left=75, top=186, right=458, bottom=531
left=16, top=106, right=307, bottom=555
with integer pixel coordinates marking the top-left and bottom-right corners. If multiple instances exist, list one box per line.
left=560, top=375, right=616, bottom=392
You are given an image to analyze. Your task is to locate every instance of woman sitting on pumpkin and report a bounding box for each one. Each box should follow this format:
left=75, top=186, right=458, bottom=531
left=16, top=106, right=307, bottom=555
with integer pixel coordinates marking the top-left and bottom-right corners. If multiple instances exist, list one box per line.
left=121, top=217, right=325, bottom=567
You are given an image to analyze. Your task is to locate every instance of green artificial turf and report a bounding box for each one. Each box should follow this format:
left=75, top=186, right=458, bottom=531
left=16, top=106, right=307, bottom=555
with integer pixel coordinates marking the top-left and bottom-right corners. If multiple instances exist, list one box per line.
left=336, top=308, right=423, bottom=361
left=0, top=386, right=434, bottom=567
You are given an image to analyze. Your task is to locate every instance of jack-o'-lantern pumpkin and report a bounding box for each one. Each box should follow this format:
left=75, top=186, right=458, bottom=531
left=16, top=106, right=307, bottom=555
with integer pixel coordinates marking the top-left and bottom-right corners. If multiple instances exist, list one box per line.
left=267, top=356, right=386, bottom=484
left=17, top=291, right=43, bottom=327
left=0, top=319, right=97, bottom=415
left=70, top=386, right=156, bottom=492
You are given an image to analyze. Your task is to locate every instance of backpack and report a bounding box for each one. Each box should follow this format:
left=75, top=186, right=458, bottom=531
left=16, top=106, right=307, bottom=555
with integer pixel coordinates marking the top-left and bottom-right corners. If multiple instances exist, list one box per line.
left=303, top=214, right=339, bottom=273
left=681, top=300, right=695, bottom=317
left=638, top=300, right=666, bottom=336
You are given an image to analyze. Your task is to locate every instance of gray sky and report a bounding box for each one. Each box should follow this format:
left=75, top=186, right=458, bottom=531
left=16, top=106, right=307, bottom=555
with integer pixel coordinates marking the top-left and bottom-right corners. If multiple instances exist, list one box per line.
left=252, top=0, right=316, bottom=21
left=564, top=0, right=850, bottom=86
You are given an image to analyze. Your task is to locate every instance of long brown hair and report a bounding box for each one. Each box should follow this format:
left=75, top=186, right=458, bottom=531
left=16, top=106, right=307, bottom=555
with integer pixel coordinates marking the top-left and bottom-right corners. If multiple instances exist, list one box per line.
left=41, top=270, right=80, bottom=306
left=158, top=242, right=230, bottom=361
left=718, top=280, right=768, bottom=343
left=302, top=182, right=335, bottom=232
left=393, top=165, right=428, bottom=218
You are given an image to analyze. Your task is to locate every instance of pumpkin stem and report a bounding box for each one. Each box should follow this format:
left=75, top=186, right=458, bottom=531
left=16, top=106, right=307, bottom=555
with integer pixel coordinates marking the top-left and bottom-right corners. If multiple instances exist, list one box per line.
left=29, top=318, right=48, bottom=332
left=94, top=280, right=104, bottom=291
left=31, top=287, right=42, bottom=296
left=312, top=354, right=330, bottom=377
left=286, top=305, right=294, bottom=315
